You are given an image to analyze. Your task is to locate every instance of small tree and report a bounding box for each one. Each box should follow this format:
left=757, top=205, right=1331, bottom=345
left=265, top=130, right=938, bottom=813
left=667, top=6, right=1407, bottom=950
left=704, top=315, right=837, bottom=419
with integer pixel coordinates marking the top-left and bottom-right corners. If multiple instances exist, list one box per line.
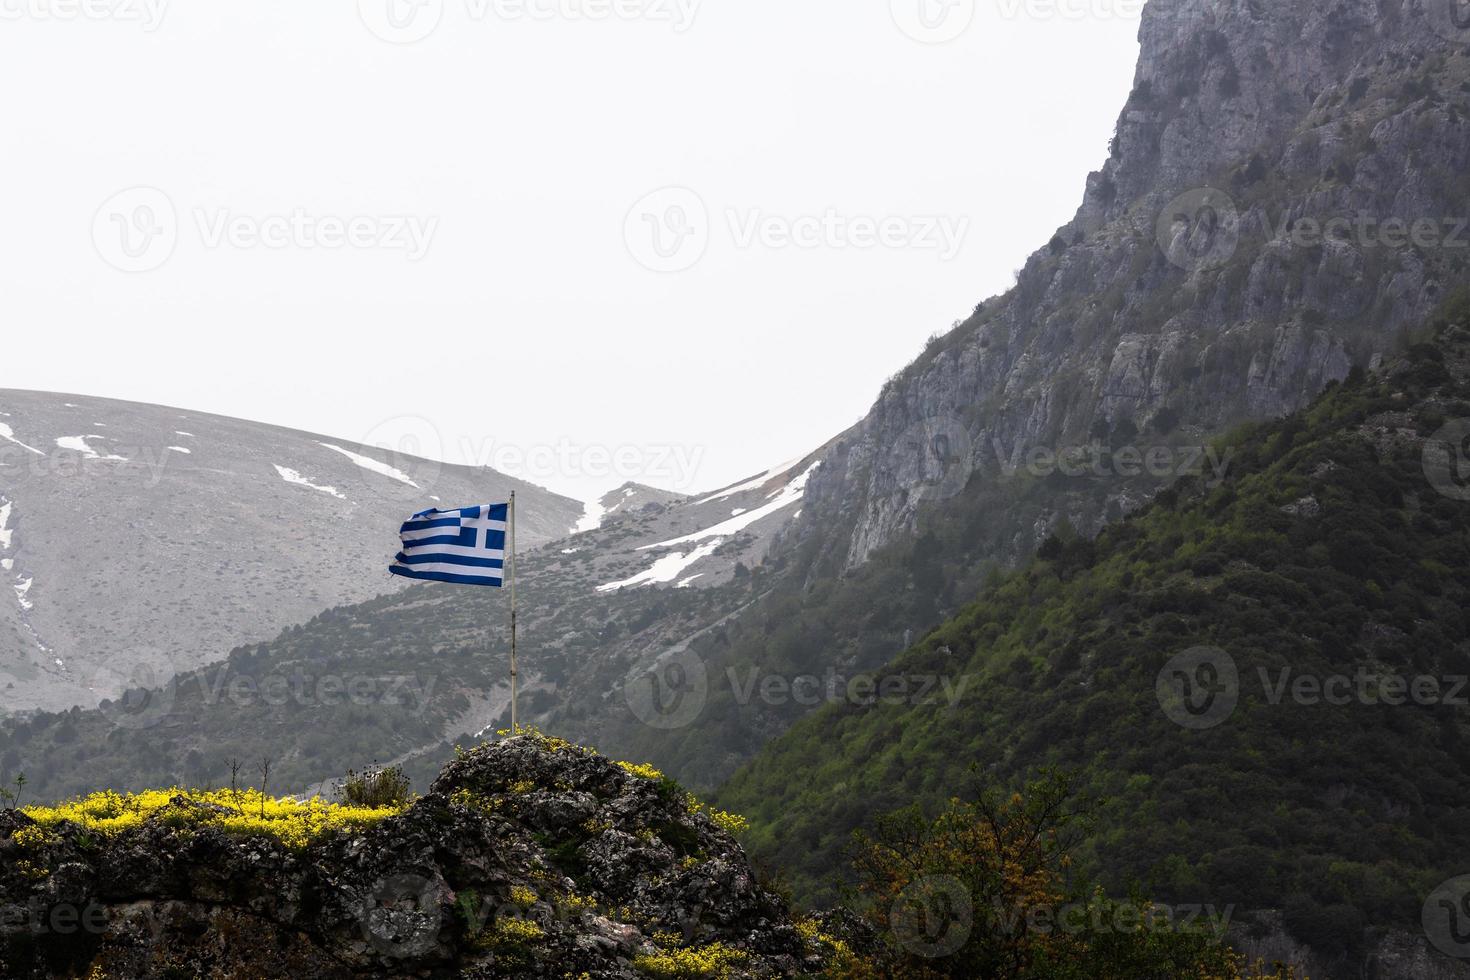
left=339, top=764, right=413, bottom=809
left=837, top=770, right=1298, bottom=979
left=258, top=758, right=272, bottom=819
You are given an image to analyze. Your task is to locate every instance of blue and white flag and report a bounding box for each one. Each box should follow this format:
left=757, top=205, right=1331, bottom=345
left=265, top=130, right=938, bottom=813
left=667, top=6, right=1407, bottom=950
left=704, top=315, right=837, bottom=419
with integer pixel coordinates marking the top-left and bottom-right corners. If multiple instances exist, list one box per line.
left=389, top=503, right=509, bottom=588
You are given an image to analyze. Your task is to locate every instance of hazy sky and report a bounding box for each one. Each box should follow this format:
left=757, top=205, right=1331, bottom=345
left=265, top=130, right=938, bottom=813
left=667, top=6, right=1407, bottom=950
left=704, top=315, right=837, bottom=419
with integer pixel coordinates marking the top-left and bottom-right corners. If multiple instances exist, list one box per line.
left=0, top=0, right=1142, bottom=504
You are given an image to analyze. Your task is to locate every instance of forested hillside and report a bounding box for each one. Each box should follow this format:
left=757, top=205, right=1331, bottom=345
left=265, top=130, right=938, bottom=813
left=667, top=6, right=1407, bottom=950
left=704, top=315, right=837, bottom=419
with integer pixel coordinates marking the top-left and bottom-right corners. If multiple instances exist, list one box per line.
left=719, top=315, right=1470, bottom=972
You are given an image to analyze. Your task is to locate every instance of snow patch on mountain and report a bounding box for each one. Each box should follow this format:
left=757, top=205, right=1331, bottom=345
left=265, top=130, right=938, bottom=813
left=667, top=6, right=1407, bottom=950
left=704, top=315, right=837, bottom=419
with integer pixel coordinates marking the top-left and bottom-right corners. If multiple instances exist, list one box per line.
left=168, top=446, right=192, bottom=455
left=0, top=423, right=44, bottom=456
left=697, top=458, right=802, bottom=504
left=0, top=499, right=12, bottom=551
left=319, top=442, right=419, bottom=488
left=574, top=499, right=607, bottom=535
left=642, top=462, right=819, bottom=551
left=598, top=538, right=724, bottom=593
left=14, top=576, right=33, bottom=611
left=274, top=465, right=347, bottom=500
left=55, top=436, right=125, bottom=460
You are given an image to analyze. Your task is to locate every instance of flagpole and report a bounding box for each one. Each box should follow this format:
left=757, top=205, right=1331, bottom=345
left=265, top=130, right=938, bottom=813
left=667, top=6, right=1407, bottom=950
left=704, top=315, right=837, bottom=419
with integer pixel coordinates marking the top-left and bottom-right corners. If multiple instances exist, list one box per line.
left=509, top=491, right=518, bottom=734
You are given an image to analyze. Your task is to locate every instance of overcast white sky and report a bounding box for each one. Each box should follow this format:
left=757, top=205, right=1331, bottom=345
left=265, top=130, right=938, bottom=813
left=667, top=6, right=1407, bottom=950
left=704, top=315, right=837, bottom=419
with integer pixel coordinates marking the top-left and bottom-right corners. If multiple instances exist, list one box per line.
left=0, top=0, right=1143, bottom=504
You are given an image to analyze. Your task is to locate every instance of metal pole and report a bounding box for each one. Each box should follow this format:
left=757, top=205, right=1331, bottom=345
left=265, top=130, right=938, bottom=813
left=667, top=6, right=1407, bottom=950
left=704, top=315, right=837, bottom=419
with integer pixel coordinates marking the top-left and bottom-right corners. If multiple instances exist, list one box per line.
left=509, top=491, right=518, bottom=734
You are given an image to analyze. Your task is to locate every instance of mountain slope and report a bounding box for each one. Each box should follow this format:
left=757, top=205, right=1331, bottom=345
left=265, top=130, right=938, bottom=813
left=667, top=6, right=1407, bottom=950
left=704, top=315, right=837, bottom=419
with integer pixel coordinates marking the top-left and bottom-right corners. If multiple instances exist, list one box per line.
left=0, top=445, right=829, bottom=802
left=796, top=0, right=1470, bottom=576
left=716, top=320, right=1470, bottom=975
left=586, top=0, right=1470, bottom=790
left=0, top=390, right=583, bottom=714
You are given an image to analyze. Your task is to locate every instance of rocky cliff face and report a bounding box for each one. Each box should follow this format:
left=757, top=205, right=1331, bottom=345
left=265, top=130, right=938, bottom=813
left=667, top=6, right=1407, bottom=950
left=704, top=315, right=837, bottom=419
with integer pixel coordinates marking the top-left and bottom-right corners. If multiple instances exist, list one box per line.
left=0, top=733, right=835, bottom=978
left=797, top=0, right=1470, bottom=571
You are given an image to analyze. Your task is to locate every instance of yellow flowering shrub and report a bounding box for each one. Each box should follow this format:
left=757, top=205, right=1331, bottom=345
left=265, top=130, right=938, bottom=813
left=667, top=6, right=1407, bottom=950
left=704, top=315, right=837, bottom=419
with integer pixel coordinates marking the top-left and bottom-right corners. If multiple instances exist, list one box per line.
left=632, top=941, right=748, bottom=979
left=616, top=760, right=665, bottom=781
left=21, top=788, right=405, bottom=850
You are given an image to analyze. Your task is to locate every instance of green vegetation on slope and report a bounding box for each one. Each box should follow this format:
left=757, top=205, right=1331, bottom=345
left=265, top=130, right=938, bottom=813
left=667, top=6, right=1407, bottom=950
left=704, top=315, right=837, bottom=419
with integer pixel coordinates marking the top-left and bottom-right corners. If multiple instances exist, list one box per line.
left=719, top=322, right=1470, bottom=965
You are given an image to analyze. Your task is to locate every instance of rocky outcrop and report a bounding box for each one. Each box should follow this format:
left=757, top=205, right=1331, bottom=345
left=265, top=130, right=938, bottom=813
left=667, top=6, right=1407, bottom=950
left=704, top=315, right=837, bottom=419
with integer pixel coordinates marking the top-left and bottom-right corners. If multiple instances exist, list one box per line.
left=0, top=734, right=828, bottom=978
left=794, top=0, right=1470, bottom=571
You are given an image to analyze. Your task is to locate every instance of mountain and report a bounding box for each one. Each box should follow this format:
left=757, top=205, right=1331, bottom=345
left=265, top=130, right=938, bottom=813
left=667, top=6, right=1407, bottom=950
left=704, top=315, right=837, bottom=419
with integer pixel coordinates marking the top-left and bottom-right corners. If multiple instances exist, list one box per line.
left=0, top=731, right=848, bottom=978
left=0, top=390, right=584, bottom=715
left=717, top=321, right=1470, bottom=978
left=799, top=0, right=1470, bottom=576
left=0, top=446, right=829, bottom=802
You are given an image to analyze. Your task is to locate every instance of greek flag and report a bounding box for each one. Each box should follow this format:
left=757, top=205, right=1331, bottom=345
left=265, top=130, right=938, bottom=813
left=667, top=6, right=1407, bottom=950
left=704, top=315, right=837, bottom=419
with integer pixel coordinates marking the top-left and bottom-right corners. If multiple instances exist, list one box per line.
left=389, top=504, right=508, bottom=588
